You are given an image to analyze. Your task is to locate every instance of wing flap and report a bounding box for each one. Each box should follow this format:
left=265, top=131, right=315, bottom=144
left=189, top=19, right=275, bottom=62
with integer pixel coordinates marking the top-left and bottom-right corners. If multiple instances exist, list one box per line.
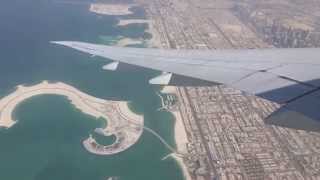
left=265, top=89, right=320, bottom=131
left=231, top=72, right=314, bottom=103
left=269, top=64, right=320, bottom=87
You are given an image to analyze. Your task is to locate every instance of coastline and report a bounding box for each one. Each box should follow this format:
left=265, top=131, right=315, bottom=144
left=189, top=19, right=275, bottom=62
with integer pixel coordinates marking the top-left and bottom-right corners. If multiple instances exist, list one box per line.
left=89, top=3, right=136, bottom=16
left=172, top=111, right=192, bottom=180
left=93, top=2, right=190, bottom=177
left=116, top=38, right=143, bottom=47
left=0, top=1, right=194, bottom=179
left=171, top=154, right=192, bottom=180
left=161, top=86, right=188, bottom=153
left=146, top=19, right=163, bottom=48
left=116, top=18, right=162, bottom=47
left=0, top=81, right=144, bottom=155
left=0, top=81, right=110, bottom=128
left=117, top=19, right=150, bottom=26
left=161, top=86, right=191, bottom=180
left=140, top=3, right=190, bottom=176
left=172, top=111, right=188, bottom=154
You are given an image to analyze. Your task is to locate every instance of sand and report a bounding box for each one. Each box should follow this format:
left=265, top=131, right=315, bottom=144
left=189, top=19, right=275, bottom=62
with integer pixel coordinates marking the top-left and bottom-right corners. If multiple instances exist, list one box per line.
left=115, top=18, right=162, bottom=47
left=161, top=87, right=188, bottom=153
left=145, top=20, right=163, bottom=48
left=160, top=86, right=191, bottom=179
left=0, top=81, right=141, bottom=128
left=116, top=18, right=162, bottom=47
left=172, top=111, right=189, bottom=154
left=0, top=81, right=144, bottom=155
left=0, top=81, right=106, bottom=127
left=171, top=154, right=193, bottom=180
left=89, top=3, right=135, bottom=16
left=161, top=86, right=189, bottom=152
left=116, top=38, right=143, bottom=47
left=117, top=19, right=150, bottom=26
left=88, top=1, right=190, bottom=174
left=161, top=86, right=178, bottom=94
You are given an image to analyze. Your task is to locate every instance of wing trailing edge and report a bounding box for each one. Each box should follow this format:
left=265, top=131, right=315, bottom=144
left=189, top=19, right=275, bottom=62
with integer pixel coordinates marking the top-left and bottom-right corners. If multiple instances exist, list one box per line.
left=51, top=41, right=320, bottom=132
left=266, top=88, right=320, bottom=131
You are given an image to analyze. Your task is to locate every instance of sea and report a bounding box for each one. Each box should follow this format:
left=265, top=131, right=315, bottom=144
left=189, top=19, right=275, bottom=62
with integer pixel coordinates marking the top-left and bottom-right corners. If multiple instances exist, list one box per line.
left=0, top=0, right=184, bottom=180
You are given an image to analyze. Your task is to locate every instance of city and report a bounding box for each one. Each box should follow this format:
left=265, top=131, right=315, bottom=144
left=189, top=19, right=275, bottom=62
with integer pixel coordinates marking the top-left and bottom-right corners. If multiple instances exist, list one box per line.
left=135, top=0, right=320, bottom=179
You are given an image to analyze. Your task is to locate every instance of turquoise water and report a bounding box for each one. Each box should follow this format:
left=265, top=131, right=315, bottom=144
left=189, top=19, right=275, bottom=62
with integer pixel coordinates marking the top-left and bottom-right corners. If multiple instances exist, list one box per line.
left=0, top=1, right=183, bottom=180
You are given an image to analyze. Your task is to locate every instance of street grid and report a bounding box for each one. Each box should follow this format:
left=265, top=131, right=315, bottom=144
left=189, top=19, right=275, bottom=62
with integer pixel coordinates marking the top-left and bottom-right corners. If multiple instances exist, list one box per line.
left=135, top=0, right=320, bottom=179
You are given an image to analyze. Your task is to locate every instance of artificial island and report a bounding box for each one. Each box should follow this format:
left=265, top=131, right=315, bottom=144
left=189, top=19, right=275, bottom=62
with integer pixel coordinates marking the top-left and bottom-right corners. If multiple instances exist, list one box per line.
left=88, top=1, right=320, bottom=179
left=0, top=81, right=143, bottom=155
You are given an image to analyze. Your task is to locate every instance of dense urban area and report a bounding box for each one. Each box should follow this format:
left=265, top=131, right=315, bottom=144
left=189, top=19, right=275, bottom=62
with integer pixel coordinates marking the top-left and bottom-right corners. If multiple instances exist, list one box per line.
left=133, top=0, right=320, bottom=179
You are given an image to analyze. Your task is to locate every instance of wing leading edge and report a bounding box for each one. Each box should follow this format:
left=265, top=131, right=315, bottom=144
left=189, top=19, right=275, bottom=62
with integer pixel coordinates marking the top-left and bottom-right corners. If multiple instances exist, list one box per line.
left=51, top=41, right=320, bottom=132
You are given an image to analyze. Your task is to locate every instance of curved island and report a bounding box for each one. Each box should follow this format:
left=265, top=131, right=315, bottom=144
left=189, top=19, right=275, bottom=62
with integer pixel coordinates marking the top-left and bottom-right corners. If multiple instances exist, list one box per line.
left=0, top=81, right=144, bottom=155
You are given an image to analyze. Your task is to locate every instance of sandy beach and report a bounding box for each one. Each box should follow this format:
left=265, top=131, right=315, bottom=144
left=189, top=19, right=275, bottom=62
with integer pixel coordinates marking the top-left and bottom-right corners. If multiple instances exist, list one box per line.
left=172, top=111, right=192, bottom=180
left=90, top=1, right=190, bottom=175
left=161, top=86, right=178, bottom=94
left=160, top=86, right=191, bottom=180
left=117, top=19, right=150, bottom=26
left=0, top=81, right=144, bottom=155
left=171, top=154, right=193, bottom=180
left=161, top=86, right=189, bottom=153
left=115, top=18, right=162, bottom=47
left=116, top=18, right=161, bottom=47
left=145, top=20, right=163, bottom=48
left=0, top=81, right=107, bottom=127
left=116, top=38, right=143, bottom=47
left=172, top=111, right=189, bottom=153
left=89, top=2, right=162, bottom=47
left=89, top=3, right=135, bottom=16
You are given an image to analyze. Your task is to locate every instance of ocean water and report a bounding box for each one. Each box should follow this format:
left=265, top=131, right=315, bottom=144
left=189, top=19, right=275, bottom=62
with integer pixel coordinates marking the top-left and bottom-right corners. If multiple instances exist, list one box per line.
left=0, top=0, right=184, bottom=180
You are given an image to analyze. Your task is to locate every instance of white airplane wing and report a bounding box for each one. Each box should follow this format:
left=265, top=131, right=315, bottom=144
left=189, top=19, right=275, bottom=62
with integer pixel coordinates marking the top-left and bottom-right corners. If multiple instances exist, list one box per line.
left=51, top=41, right=320, bottom=131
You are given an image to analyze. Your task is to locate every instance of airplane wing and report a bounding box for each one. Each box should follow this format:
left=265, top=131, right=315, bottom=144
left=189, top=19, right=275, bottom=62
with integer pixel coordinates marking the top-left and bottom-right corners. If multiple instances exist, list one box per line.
left=51, top=41, right=320, bottom=132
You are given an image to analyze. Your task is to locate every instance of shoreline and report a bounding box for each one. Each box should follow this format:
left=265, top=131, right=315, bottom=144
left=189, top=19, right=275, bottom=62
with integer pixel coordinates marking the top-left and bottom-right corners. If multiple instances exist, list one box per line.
left=92, top=1, right=190, bottom=177
left=89, top=2, right=162, bottom=48
left=117, top=19, right=150, bottom=26
left=145, top=19, right=162, bottom=48
left=116, top=19, right=162, bottom=47
left=171, top=154, right=192, bottom=180
left=116, top=37, right=143, bottom=47
left=0, top=81, right=144, bottom=155
left=161, top=86, right=189, bottom=153
left=172, top=111, right=189, bottom=154
left=89, top=3, right=136, bottom=16
left=0, top=81, right=110, bottom=128
left=172, top=111, right=192, bottom=180
left=142, top=0, right=190, bottom=174
left=161, top=86, right=191, bottom=180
